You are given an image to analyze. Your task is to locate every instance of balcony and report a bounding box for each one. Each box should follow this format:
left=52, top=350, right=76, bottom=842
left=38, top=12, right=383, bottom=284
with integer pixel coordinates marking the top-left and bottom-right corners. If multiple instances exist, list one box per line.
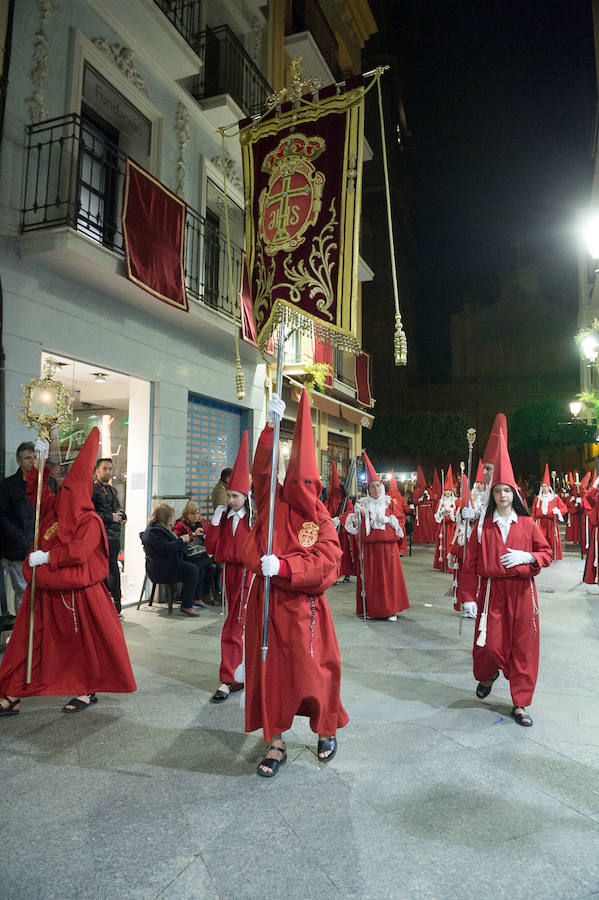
left=21, top=114, right=245, bottom=341
left=285, top=0, right=342, bottom=86
left=192, top=25, right=272, bottom=124
left=153, top=0, right=202, bottom=47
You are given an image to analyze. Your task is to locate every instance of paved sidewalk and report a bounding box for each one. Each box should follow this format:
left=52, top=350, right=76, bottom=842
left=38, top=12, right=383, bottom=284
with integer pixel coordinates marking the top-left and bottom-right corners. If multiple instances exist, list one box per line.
left=1, top=545, right=598, bottom=899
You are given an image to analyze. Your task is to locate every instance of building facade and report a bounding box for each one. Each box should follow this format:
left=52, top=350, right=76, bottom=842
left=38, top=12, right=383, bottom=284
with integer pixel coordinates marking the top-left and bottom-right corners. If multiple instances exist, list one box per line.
left=0, top=0, right=376, bottom=603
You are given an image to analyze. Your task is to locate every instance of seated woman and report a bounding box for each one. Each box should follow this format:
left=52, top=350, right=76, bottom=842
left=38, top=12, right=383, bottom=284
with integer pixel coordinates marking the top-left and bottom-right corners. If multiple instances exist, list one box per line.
left=173, top=501, right=212, bottom=608
left=141, top=504, right=201, bottom=617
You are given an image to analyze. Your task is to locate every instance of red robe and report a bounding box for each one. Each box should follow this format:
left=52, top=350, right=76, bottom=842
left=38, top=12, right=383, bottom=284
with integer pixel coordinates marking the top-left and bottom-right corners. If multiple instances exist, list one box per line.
left=337, top=499, right=357, bottom=576
left=433, top=498, right=457, bottom=572
left=583, top=487, right=599, bottom=584
left=532, top=495, right=567, bottom=561
left=205, top=512, right=252, bottom=684
left=564, top=490, right=587, bottom=545
left=0, top=476, right=136, bottom=698
left=458, top=516, right=552, bottom=707
left=412, top=488, right=435, bottom=543
left=345, top=497, right=409, bottom=618
left=242, top=426, right=348, bottom=741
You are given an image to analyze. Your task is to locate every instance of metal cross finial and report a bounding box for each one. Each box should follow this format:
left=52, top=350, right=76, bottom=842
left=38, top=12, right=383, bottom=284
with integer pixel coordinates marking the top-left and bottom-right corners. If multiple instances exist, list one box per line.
left=264, top=57, right=322, bottom=112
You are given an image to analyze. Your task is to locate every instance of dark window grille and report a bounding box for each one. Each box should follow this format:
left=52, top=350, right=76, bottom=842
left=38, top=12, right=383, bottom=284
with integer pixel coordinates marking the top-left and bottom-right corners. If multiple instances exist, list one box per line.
left=192, top=25, right=272, bottom=118
left=22, top=114, right=243, bottom=321
left=286, top=0, right=341, bottom=80
left=153, top=0, right=202, bottom=45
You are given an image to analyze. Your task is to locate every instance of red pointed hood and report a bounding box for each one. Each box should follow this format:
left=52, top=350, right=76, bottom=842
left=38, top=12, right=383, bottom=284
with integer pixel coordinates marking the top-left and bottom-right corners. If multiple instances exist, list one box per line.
left=430, top=469, right=441, bottom=500
left=416, top=465, right=427, bottom=490
left=388, top=470, right=401, bottom=499
left=474, top=459, right=484, bottom=483
left=326, top=460, right=343, bottom=515
left=227, top=430, right=250, bottom=495
left=443, top=465, right=454, bottom=492
left=491, top=429, right=517, bottom=490
left=56, top=427, right=100, bottom=543
left=362, top=450, right=380, bottom=485
left=281, top=388, right=321, bottom=520
left=541, top=464, right=551, bottom=487
left=483, top=413, right=508, bottom=464
left=581, top=471, right=591, bottom=490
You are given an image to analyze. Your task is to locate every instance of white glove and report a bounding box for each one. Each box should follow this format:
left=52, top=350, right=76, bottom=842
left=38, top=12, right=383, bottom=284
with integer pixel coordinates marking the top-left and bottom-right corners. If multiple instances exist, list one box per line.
left=267, top=393, right=286, bottom=422
left=461, top=601, right=477, bottom=617
left=501, top=548, right=535, bottom=568
left=331, top=516, right=340, bottom=528
left=34, top=438, right=49, bottom=456
left=461, top=506, right=476, bottom=520
left=260, top=554, right=280, bottom=577
left=387, top=515, right=403, bottom=537
left=211, top=505, right=226, bottom=525
left=576, top=498, right=581, bottom=506
left=552, top=507, right=560, bottom=515
left=29, top=550, right=49, bottom=567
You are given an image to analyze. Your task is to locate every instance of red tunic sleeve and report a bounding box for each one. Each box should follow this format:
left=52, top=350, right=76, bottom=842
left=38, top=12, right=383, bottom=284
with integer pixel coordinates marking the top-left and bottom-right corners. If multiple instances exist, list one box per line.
left=23, top=516, right=109, bottom=589
left=282, top=517, right=342, bottom=594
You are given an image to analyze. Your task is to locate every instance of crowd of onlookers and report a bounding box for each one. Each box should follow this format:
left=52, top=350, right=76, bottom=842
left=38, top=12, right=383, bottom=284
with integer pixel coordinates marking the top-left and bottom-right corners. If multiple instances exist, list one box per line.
left=0, top=441, right=233, bottom=623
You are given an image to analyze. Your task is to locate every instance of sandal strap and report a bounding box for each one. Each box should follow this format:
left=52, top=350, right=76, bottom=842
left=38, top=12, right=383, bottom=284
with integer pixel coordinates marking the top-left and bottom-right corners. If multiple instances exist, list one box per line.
left=266, top=743, right=286, bottom=755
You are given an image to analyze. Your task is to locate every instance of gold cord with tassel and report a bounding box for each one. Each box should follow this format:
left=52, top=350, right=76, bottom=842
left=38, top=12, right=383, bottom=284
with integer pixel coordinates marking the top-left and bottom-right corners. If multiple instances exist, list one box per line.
left=219, top=128, right=245, bottom=400
left=376, top=74, right=407, bottom=367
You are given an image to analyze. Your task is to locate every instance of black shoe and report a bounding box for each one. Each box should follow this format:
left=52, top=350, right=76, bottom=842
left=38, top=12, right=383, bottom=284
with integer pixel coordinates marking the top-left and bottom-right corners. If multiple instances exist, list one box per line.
left=211, top=684, right=231, bottom=703
left=476, top=671, right=499, bottom=699
left=0, top=697, right=20, bottom=716
left=317, top=736, right=337, bottom=762
left=512, top=706, right=533, bottom=727
left=256, top=744, right=287, bottom=778
left=180, top=607, right=200, bottom=617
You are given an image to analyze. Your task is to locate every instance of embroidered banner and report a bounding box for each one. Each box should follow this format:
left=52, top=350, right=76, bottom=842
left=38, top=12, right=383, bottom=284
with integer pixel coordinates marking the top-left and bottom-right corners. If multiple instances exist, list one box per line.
left=122, top=157, right=188, bottom=311
left=240, top=79, right=365, bottom=356
left=355, top=351, right=372, bottom=407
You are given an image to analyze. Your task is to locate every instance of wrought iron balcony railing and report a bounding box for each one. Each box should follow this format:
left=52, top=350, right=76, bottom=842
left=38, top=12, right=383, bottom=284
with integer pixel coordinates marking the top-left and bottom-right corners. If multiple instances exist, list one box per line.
left=153, top=0, right=202, bottom=47
left=21, top=114, right=242, bottom=320
left=192, top=25, right=272, bottom=118
left=287, top=0, right=342, bottom=81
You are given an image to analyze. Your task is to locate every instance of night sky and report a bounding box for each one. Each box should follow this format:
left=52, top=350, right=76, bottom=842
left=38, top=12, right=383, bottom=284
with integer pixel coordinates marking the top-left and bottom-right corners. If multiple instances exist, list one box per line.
left=367, top=0, right=597, bottom=380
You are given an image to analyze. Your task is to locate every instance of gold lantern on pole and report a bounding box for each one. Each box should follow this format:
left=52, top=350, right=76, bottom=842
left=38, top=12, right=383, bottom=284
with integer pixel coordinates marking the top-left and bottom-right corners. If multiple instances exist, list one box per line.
left=17, top=358, right=73, bottom=683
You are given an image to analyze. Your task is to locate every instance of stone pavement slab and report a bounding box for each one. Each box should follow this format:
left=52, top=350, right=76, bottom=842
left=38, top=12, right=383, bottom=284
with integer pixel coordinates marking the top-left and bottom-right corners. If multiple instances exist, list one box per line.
left=0, top=544, right=598, bottom=898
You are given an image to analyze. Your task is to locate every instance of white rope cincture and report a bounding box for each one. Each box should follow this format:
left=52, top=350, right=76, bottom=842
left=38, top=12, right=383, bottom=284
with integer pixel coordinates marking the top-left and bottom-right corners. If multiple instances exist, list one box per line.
left=61, top=590, right=77, bottom=634
left=530, top=578, right=538, bottom=633
left=309, top=595, right=316, bottom=658
left=476, top=578, right=492, bottom=647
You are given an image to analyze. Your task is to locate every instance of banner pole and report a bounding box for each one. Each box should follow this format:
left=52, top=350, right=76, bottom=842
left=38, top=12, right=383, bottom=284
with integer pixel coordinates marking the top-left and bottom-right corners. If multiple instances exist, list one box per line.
left=261, top=318, right=286, bottom=662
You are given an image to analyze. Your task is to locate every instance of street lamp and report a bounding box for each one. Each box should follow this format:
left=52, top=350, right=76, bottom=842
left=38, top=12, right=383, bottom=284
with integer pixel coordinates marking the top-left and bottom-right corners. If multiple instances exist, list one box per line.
left=570, top=400, right=583, bottom=417
left=581, top=334, right=599, bottom=362
left=582, top=212, right=599, bottom=262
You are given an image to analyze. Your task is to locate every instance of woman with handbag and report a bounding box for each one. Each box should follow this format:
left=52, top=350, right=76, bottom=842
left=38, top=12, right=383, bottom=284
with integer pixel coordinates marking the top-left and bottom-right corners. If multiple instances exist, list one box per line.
left=141, top=504, right=201, bottom=617
left=205, top=432, right=253, bottom=704
left=173, top=501, right=211, bottom=608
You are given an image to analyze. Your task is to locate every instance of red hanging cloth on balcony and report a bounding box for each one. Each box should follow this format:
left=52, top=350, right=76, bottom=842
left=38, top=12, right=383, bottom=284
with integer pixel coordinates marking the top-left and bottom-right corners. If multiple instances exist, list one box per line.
left=355, top=351, right=372, bottom=407
left=122, top=157, right=188, bottom=312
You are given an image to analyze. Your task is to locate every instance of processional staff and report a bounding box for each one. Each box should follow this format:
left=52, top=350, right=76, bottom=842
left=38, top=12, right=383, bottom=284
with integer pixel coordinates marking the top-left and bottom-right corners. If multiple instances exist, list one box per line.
left=459, top=427, right=476, bottom=636
left=17, top=358, right=73, bottom=683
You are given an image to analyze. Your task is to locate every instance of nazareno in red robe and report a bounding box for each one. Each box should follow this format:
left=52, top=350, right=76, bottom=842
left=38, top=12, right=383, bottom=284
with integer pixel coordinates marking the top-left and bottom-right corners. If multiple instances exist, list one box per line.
left=345, top=496, right=410, bottom=618
left=433, top=498, right=457, bottom=572
left=205, top=512, right=252, bottom=684
left=0, top=429, right=136, bottom=698
left=458, top=515, right=552, bottom=707
left=582, top=485, right=599, bottom=584
left=412, top=488, right=435, bottom=543
left=532, top=495, right=567, bottom=561
left=337, top=499, right=357, bottom=576
left=242, top=423, right=348, bottom=742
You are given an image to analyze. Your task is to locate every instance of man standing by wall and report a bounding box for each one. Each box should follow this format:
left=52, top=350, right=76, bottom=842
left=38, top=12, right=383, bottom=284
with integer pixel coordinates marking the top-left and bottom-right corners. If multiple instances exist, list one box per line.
left=92, top=457, right=126, bottom=616
left=0, top=442, right=37, bottom=618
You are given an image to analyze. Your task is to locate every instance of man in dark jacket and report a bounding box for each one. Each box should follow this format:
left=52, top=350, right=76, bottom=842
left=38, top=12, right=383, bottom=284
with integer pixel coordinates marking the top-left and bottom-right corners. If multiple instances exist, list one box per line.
left=92, top=457, right=126, bottom=614
left=0, top=442, right=37, bottom=616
